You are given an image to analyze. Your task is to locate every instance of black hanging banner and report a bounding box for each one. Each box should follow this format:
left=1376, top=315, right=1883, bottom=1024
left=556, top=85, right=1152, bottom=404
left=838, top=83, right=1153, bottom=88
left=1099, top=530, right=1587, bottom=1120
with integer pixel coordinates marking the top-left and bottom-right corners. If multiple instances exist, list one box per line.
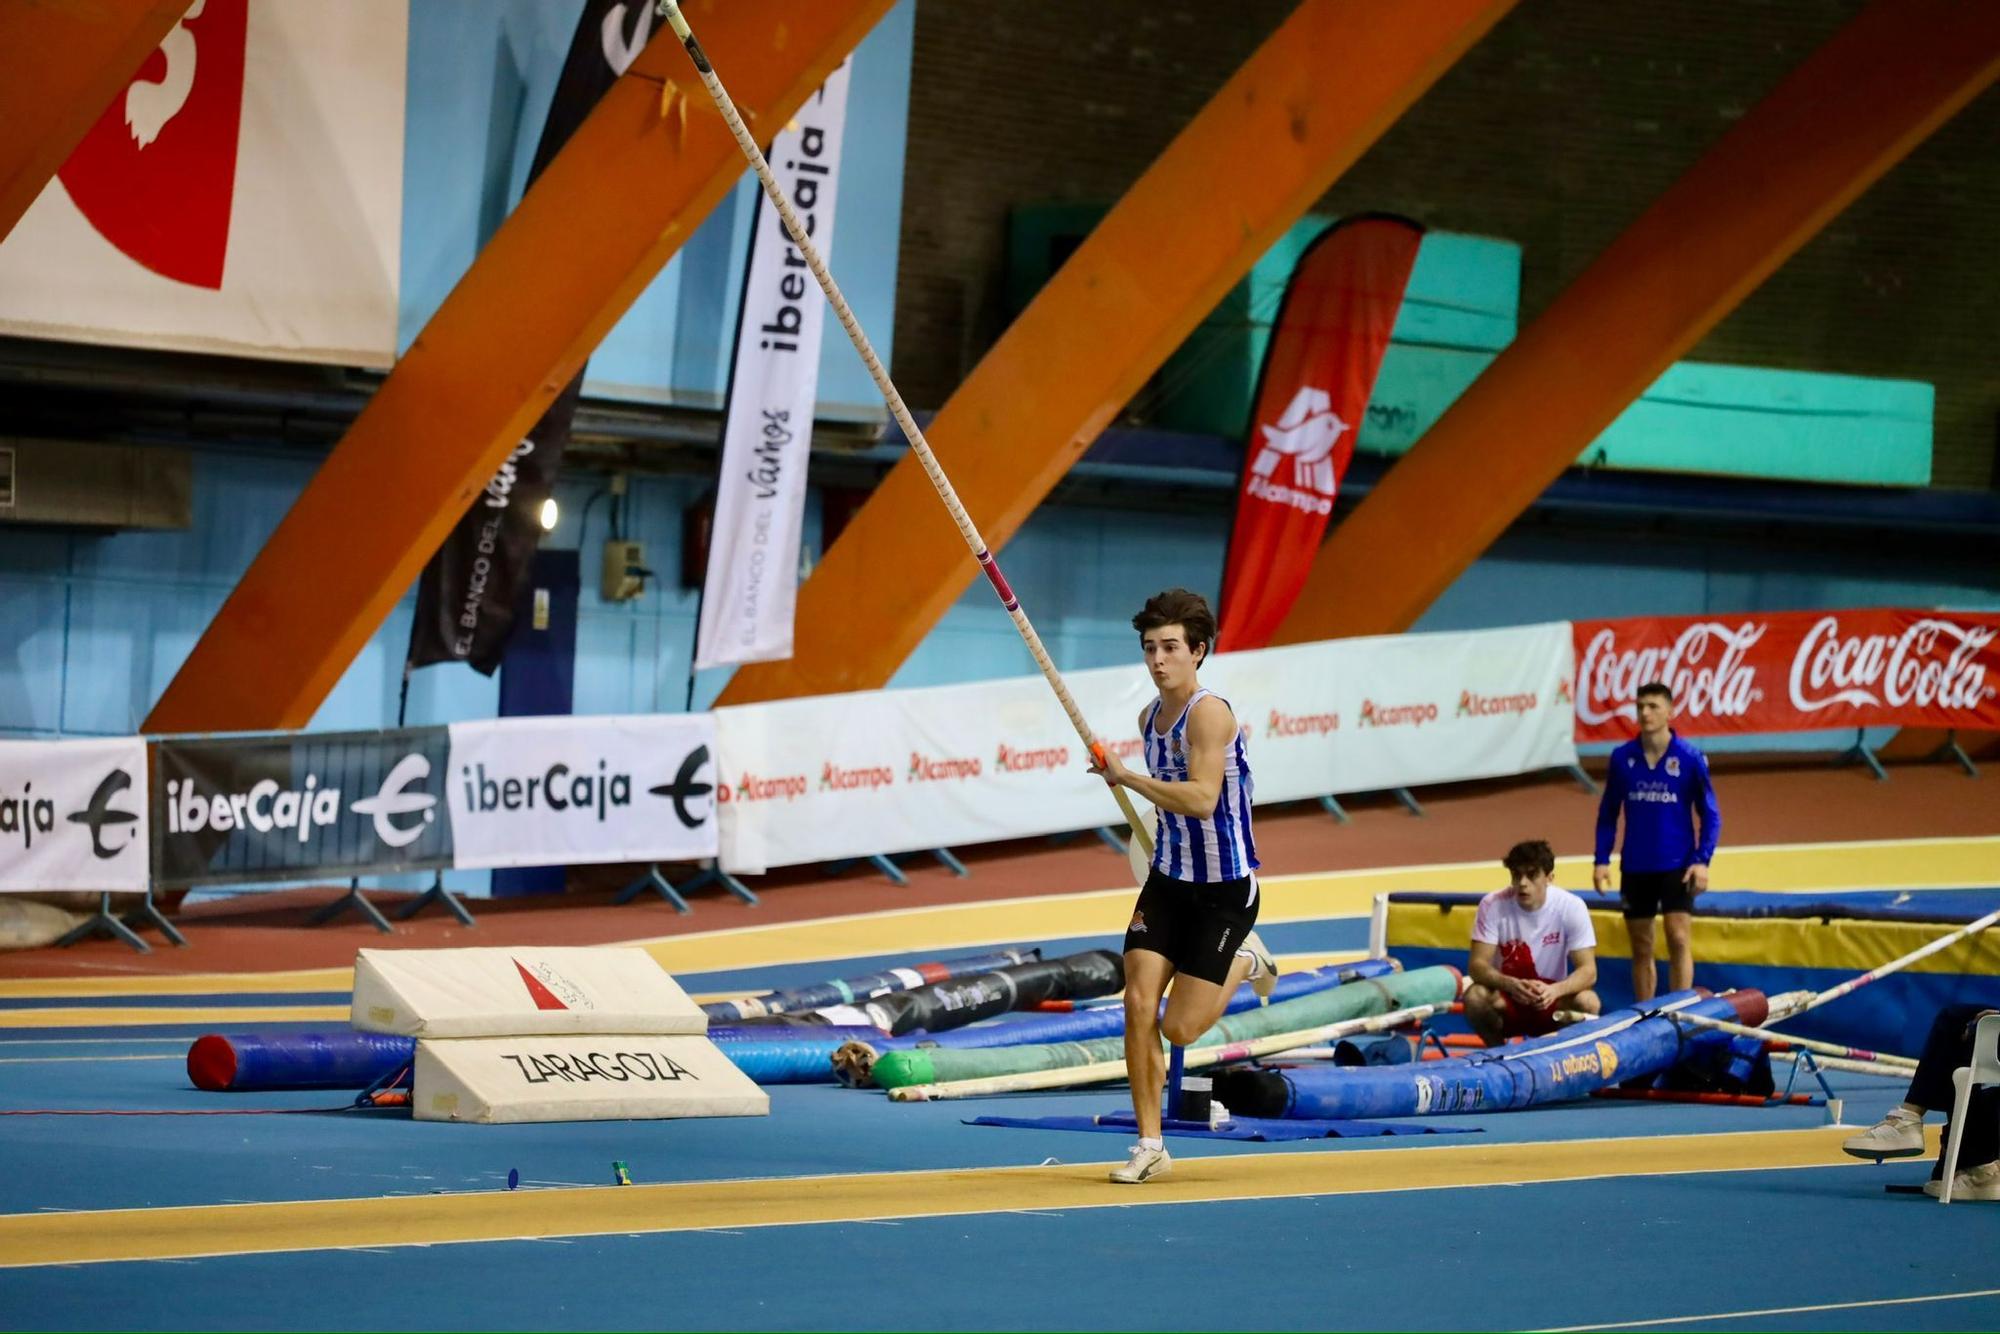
left=407, top=0, right=652, bottom=674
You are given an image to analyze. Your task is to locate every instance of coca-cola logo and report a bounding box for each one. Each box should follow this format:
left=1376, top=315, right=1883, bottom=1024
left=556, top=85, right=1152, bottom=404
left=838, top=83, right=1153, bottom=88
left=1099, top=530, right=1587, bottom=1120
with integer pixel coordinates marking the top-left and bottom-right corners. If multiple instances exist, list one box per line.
left=1575, top=622, right=1765, bottom=727
left=57, top=0, right=248, bottom=288
left=1789, top=616, right=1997, bottom=714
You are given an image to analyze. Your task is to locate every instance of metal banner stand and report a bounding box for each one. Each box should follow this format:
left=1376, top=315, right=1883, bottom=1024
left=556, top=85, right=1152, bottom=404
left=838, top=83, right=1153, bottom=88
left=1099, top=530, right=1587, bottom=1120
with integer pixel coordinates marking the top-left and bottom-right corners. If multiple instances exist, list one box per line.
left=53, top=890, right=186, bottom=954
left=395, top=869, right=476, bottom=926
left=308, top=877, right=394, bottom=934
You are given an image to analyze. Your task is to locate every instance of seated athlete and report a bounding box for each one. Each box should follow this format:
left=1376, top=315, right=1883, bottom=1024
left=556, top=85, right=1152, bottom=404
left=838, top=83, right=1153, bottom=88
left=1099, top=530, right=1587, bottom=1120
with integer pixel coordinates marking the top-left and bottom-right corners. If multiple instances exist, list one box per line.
left=1089, top=587, right=1274, bottom=1185
left=1843, top=1003, right=2000, bottom=1199
left=1463, top=839, right=1601, bottom=1045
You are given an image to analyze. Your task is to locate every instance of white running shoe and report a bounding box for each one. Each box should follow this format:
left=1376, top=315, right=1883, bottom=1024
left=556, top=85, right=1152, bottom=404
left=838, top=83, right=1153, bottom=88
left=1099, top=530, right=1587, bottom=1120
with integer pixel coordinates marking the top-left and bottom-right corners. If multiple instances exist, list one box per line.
left=1923, top=1160, right=2000, bottom=1201
left=1109, top=1142, right=1172, bottom=1184
left=1842, top=1109, right=1925, bottom=1160
left=1239, top=929, right=1278, bottom=1003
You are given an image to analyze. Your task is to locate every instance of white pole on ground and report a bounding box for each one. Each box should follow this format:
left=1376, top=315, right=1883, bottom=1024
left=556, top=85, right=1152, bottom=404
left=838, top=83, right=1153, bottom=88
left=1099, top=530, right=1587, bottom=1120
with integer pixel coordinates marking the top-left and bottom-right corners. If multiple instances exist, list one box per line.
left=1780, top=908, right=2000, bottom=1021
left=1769, top=1050, right=1910, bottom=1080
left=886, top=1003, right=1442, bottom=1103
left=655, top=1, right=1153, bottom=857
left=1671, top=1012, right=1918, bottom=1069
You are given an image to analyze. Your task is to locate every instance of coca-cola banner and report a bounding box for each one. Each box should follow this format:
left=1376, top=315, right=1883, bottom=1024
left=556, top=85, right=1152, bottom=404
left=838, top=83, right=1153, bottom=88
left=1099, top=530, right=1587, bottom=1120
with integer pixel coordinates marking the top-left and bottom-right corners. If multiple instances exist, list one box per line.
left=1572, top=609, right=2000, bottom=742
left=713, top=622, right=1576, bottom=874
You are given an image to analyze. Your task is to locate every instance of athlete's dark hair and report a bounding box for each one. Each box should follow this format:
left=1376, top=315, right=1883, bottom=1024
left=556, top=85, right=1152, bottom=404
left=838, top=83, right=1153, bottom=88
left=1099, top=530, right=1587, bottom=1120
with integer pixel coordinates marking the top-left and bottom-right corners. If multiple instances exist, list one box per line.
left=1637, top=680, right=1674, bottom=705
left=1132, top=588, right=1217, bottom=664
left=1502, top=839, right=1557, bottom=879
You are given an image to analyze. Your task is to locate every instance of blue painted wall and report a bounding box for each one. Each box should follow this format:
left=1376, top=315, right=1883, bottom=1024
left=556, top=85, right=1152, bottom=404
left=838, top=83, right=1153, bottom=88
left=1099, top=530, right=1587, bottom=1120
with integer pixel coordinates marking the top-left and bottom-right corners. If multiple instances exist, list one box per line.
left=398, top=0, right=913, bottom=420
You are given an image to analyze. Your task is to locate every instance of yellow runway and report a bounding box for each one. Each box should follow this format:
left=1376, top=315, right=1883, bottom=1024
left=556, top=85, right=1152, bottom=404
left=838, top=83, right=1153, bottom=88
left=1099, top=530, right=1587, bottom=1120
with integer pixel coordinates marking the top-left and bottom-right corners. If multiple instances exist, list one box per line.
left=0, top=1126, right=1902, bottom=1270
left=2, top=836, right=1992, bottom=1009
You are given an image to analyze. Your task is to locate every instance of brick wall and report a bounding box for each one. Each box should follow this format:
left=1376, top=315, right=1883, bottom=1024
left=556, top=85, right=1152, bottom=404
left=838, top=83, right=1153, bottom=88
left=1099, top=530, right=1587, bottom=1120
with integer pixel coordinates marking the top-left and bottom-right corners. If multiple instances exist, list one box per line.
left=892, top=0, right=1999, bottom=488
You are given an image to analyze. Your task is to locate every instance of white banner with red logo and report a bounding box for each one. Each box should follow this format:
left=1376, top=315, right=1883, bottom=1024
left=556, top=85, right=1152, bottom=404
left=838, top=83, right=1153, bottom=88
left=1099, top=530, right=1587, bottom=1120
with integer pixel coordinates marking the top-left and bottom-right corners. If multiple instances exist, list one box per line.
left=0, top=739, right=151, bottom=894
left=1572, top=609, right=2000, bottom=741
left=0, top=0, right=407, bottom=366
left=713, top=622, right=1576, bottom=874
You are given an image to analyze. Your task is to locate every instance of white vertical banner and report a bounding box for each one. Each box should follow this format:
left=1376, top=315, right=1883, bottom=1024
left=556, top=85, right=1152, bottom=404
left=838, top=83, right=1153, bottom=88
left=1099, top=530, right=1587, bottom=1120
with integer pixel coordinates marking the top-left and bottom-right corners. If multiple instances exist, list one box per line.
left=694, top=60, right=853, bottom=670
left=0, top=739, right=151, bottom=894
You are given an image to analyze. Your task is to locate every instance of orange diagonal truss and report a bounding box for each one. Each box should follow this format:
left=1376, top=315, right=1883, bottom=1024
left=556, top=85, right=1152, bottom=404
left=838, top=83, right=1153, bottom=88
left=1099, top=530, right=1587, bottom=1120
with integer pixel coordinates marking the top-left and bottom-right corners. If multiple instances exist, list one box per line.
left=145, top=0, right=893, bottom=732
left=1272, top=0, right=2000, bottom=644
left=717, top=0, right=1515, bottom=705
left=0, top=0, right=189, bottom=242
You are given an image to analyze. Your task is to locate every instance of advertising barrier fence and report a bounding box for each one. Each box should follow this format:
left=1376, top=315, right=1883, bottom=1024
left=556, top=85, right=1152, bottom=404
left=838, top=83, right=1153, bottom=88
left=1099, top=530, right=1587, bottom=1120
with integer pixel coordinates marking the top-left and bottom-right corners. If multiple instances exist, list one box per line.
left=1572, top=608, right=2000, bottom=742
left=3, top=609, right=1988, bottom=896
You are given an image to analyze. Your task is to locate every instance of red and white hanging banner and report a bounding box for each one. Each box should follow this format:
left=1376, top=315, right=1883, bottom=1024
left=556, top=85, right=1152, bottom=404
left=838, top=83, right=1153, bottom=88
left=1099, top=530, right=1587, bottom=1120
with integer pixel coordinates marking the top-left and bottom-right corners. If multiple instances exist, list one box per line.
left=0, top=0, right=407, bottom=366
left=1572, top=609, right=2000, bottom=741
left=1217, top=215, right=1423, bottom=651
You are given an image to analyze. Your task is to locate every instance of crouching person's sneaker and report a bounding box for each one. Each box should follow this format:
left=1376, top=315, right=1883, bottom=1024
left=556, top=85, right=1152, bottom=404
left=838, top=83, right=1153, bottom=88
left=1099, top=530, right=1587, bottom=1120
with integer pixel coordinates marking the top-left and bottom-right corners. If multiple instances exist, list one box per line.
left=1924, top=1160, right=2000, bottom=1201
left=1842, top=1109, right=1925, bottom=1160
left=1109, top=1142, right=1171, bottom=1184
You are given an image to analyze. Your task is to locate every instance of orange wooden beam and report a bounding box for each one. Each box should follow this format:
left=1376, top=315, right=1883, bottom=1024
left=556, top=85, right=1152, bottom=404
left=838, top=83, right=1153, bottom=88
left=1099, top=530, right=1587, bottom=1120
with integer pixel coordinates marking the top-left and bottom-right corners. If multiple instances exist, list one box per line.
left=0, top=0, right=189, bottom=241
left=144, top=0, right=892, bottom=732
left=1272, top=0, right=2000, bottom=645
left=717, top=0, right=1514, bottom=706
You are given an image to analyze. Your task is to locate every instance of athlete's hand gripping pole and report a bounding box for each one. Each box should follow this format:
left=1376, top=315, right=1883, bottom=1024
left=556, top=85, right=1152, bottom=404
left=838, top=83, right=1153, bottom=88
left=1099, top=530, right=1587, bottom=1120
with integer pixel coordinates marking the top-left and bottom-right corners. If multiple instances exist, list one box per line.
left=656, top=1, right=1153, bottom=859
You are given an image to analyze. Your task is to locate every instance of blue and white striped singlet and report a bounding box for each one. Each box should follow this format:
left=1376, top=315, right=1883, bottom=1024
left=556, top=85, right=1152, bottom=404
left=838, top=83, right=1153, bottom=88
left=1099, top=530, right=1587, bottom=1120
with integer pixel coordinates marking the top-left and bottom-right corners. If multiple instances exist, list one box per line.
left=1143, top=687, right=1258, bottom=888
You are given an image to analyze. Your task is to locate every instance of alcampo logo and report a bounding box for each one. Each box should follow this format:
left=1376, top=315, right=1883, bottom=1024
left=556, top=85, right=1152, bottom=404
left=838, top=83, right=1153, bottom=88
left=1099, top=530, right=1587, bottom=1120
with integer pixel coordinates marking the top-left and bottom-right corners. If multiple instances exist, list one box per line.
left=349, top=754, right=438, bottom=849
left=718, top=772, right=807, bottom=804
left=820, top=762, right=893, bottom=793
left=1457, top=690, right=1537, bottom=718
left=1358, top=699, right=1439, bottom=729
left=1246, top=385, right=1346, bottom=516
left=995, top=744, right=1069, bottom=773
left=908, top=752, right=982, bottom=783
left=1266, top=708, right=1339, bottom=738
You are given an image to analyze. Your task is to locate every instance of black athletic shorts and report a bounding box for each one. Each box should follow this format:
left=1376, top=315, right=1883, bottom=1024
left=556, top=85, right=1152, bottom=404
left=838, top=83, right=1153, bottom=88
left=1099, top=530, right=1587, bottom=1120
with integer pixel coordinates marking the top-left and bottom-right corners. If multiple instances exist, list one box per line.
left=1122, top=867, right=1260, bottom=985
left=1620, top=868, right=1696, bottom=920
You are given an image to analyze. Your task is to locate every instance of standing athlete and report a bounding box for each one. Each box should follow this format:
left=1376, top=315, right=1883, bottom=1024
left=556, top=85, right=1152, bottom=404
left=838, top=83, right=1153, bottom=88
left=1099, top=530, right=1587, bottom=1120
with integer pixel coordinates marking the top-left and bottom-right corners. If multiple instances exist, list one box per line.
left=1090, top=588, right=1275, bottom=1185
left=1592, top=680, right=1721, bottom=1001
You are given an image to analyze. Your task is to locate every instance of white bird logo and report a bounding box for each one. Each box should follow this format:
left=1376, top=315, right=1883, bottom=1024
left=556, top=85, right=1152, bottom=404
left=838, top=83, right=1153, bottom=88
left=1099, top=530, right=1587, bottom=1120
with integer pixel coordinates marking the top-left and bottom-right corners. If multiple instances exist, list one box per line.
left=1251, top=386, right=1348, bottom=497
left=125, top=0, right=204, bottom=150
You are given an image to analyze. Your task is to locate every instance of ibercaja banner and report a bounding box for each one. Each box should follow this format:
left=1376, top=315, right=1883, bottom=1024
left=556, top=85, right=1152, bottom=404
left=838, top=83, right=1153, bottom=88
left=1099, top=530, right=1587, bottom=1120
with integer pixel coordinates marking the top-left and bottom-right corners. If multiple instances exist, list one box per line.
left=153, top=727, right=454, bottom=887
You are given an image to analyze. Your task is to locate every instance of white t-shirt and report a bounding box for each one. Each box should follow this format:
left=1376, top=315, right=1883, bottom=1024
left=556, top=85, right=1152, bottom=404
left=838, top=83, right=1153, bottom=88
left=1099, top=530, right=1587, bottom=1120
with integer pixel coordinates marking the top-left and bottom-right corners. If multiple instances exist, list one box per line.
left=1471, top=884, right=1596, bottom=984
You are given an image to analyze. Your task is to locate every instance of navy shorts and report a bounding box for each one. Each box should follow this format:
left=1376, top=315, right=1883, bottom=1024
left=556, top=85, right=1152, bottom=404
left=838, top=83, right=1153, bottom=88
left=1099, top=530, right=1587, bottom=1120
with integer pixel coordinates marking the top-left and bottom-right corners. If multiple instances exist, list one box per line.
left=1122, top=868, right=1259, bottom=985
left=1621, top=868, right=1696, bottom=919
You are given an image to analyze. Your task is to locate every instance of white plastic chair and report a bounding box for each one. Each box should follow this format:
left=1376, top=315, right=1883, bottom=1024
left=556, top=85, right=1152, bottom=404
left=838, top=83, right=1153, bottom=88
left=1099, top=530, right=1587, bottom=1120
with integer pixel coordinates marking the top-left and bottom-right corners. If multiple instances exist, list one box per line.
left=1939, top=1012, right=2000, bottom=1204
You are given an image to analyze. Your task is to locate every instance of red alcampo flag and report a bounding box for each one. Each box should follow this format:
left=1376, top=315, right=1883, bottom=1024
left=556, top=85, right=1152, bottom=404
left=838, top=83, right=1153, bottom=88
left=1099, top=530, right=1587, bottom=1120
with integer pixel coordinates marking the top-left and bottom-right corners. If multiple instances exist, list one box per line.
left=1218, top=215, right=1423, bottom=651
